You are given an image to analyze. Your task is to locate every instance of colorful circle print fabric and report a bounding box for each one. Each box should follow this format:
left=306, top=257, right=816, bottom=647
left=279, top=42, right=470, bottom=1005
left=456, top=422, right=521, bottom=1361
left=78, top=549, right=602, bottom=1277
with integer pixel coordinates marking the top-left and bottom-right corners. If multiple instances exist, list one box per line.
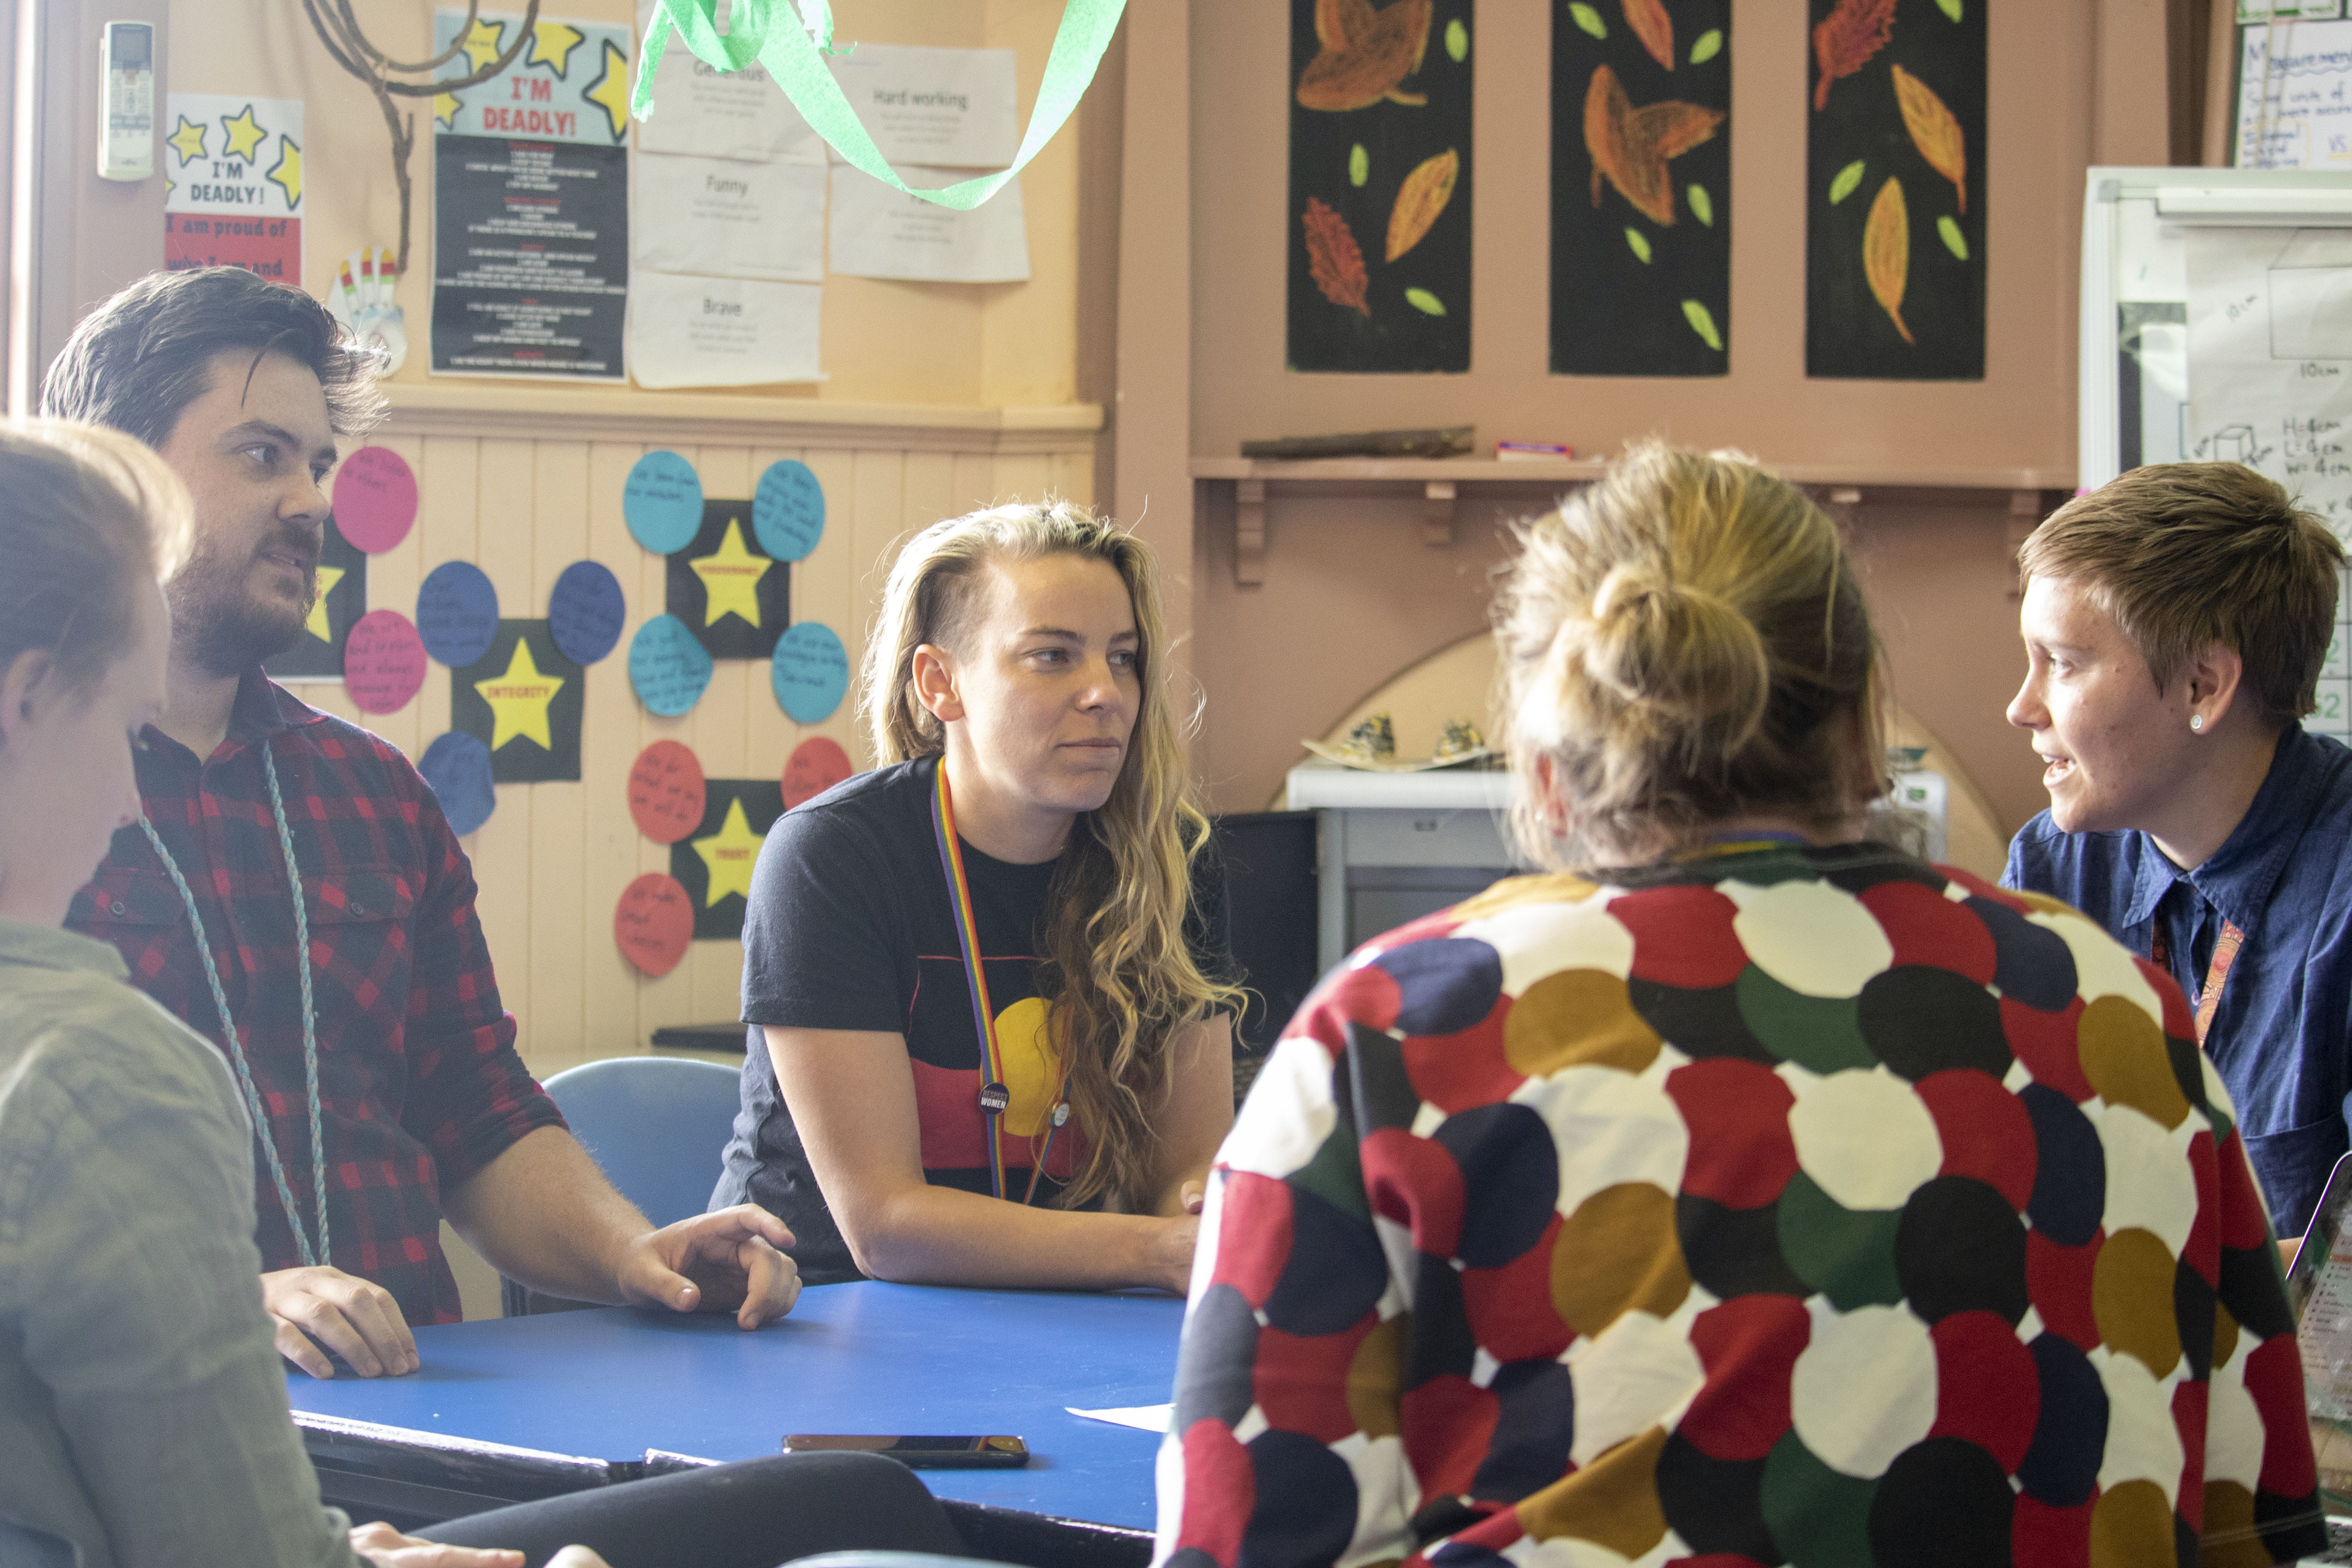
left=1156, top=845, right=2324, bottom=1568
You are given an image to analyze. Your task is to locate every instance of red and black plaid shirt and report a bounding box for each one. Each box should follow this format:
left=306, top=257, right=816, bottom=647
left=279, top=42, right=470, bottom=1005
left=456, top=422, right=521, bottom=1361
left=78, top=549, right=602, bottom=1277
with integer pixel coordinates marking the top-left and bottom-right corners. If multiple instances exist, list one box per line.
left=67, top=673, right=563, bottom=1326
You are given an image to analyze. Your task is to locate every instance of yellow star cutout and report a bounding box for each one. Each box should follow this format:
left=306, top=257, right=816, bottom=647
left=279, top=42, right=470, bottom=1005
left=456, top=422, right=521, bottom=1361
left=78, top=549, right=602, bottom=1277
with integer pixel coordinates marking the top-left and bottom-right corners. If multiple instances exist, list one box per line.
left=304, top=565, right=346, bottom=643
left=689, top=518, right=771, bottom=628
left=583, top=39, right=632, bottom=142
left=434, top=91, right=462, bottom=131
left=220, top=104, right=267, bottom=163
left=692, top=797, right=762, bottom=906
left=473, top=637, right=566, bottom=752
left=457, top=16, right=507, bottom=73
left=167, top=115, right=207, bottom=166
left=267, top=135, right=302, bottom=209
left=529, top=21, right=586, bottom=76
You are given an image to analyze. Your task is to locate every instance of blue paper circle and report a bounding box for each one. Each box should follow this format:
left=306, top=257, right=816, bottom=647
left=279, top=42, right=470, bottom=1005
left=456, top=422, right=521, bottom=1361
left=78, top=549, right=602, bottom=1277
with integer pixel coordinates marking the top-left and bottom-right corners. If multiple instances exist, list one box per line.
left=548, top=560, right=626, bottom=665
left=415, top=562, right=500, bottom=668
left=624, top=451, right=704, bottom=555
left=417, top=732, right=497, bottom=837
left=753, top=459, right=826, bottom=562
left=772, top=621, right=849, bottom=724
left=630, top=614, right=715, bottom=716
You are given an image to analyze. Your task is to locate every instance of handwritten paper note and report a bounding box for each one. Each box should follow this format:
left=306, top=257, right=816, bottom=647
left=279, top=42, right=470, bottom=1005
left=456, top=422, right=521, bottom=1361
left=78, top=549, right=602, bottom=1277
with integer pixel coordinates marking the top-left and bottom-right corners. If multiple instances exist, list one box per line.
left=630, top=612, right=715, bottom=714
left=624, top=450, right=705, bottom=553
left=2237, top=20, right=2352, bottom=168
left=627, top=274, right=822, bottom=389
left=418, top=731, right=497, bottom=837
left=628, top=739, right=708, bottom=843
left=549, top=560, right=626, bottom=665
left=635, top=155, right=825, bottom=282
left=416, top=561, right=501, bottom=667
left=615, top=872, right=695, bottom=976
left=781, top=736, right=852, bottom=808
left=771, top=621, right=848, bottom=723
left=331, top=447, right=419, bottom=553
left=343, top=609, right=429, bottom=713
left=754, top=459, right=825, bottom=561
left=828, top=166, right=1029, bottom=283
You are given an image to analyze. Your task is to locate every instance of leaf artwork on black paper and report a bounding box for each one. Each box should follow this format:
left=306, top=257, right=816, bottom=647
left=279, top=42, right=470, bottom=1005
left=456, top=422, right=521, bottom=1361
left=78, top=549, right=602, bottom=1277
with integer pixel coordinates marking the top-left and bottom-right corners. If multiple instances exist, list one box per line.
left=1287, top=0, right=1472, bottom=373
left=1551, top=0, right=1732, bottom=377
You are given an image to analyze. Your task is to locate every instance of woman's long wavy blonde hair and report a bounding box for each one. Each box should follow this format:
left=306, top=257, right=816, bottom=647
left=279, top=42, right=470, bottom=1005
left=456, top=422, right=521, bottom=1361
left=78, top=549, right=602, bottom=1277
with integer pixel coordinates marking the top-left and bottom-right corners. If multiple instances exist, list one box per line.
left=861, top=500, right=1239, bottom=1212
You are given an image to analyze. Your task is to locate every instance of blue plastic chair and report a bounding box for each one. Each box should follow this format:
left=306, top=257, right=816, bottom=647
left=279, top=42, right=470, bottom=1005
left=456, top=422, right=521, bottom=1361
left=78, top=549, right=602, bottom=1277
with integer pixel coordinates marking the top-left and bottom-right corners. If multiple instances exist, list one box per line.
left=500, top=1055, right=744, bottom=1316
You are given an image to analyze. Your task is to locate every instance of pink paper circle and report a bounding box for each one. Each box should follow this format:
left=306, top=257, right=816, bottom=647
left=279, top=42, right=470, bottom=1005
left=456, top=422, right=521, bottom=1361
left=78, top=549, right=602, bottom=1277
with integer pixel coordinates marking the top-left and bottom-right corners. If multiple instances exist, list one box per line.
left=615, top=873, right=694, bottom=977
left=332, top=447, right=419, bottom=554
left=343, top=609, right=428, bottom=713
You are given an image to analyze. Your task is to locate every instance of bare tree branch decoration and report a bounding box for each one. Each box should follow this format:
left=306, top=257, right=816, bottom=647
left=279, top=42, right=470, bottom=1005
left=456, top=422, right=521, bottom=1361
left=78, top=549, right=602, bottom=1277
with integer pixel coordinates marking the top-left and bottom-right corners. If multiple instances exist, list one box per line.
left=299, top=0, right=544, bottom=277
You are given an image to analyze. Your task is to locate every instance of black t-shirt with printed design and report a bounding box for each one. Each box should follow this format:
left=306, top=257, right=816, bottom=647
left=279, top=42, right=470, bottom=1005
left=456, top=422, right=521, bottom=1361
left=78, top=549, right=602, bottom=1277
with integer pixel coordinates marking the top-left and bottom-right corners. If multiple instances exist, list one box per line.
left=718, top=755, right=1232, bottom=1285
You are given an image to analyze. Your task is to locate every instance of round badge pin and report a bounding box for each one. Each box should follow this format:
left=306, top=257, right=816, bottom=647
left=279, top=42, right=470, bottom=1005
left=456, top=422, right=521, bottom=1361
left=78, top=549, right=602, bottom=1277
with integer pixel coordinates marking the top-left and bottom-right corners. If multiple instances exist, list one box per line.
left=977, top=1081, right=1011, bottom=1115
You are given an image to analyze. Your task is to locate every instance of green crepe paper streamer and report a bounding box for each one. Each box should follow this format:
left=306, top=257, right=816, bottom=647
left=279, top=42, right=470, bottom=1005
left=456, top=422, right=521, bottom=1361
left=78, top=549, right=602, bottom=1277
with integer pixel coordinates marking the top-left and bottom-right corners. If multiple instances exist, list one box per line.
left=1625, top=227, right=1652, bottom=263
left=1938, top=215, right=1969, bottom=261
left=636, top=0, right=1125, bottom=212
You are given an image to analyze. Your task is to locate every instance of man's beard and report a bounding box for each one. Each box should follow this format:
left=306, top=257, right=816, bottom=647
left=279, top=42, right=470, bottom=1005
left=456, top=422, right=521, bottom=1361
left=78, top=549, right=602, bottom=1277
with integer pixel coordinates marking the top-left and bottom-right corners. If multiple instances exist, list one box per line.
left=169, top=525, right=321, bottom=677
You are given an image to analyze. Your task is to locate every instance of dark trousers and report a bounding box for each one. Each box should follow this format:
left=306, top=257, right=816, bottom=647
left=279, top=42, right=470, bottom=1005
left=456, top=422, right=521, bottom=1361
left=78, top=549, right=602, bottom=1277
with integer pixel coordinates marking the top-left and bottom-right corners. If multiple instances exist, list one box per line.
left=416, top=1452, right=965, bottom=1568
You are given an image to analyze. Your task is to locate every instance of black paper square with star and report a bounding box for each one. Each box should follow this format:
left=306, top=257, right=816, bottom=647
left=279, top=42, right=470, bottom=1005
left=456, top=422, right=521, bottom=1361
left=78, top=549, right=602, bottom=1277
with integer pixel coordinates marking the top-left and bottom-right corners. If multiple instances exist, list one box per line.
left=262, top=516, right=367, bottom=680
left=671, top=777, right=784, bottom=939
left=450, top=619, right=585, bottom=783
left=665, top=499, right=790, bottom=660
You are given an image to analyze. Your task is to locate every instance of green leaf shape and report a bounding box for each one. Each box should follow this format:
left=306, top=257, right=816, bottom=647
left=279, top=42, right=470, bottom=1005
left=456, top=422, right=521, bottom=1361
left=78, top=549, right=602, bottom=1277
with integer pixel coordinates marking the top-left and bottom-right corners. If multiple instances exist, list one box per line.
left=1569, top=2, right=1607, bottom=39
left=1349, top=144, right=1368, bottom=187
left=1682, top=299, right=1723, bottom=352
left=1405, top=287, right=1447, bottom=316
left=1938, top=214, right=1969, bottom=260
left=1446, top=18, right=1469, bottom=61
left=1936, top=0, right=1962, bottom=19
left=1625, top=227, right=1653, bottom=263
left=1688, top=184, right=1714, bottom=227
left=1828, top=160, right=1867, bottom=205
left=1690, top=28, right=1723, bottom=64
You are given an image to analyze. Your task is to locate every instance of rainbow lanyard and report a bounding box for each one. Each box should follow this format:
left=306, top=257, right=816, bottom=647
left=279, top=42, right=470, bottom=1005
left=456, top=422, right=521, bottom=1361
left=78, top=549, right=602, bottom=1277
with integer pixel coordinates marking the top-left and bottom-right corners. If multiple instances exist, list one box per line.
left=929, top=761, right=1069, bottom=1203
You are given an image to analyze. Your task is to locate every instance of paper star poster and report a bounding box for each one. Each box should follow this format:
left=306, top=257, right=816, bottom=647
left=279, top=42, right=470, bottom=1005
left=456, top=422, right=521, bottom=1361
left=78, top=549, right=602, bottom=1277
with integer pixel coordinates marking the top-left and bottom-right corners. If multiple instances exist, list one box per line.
left=671, top=778, right=785, bottom=939
left=262, top=516, right=367, bottom=682
left=450, top=619, right=586, bottom=782
left=164, top=94, right=303, bottom=285
left=665, top=500, right=791, bottom=660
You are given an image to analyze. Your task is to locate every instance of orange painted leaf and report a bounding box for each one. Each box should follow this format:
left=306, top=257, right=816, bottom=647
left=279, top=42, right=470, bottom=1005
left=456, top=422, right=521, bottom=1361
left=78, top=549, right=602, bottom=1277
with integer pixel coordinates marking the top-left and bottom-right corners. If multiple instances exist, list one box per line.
left=1864, top=177, right=1913, bottom=344
left=1298, top=0, right=1434, bottom=111
left=1386, top=148, right=1459, bottom=261
left=1812, top=0, right=1895, bottom=112
left=1585, top=64, right=1725, bottom=227
left=1623, top=0, right=1674, bottom=70
left=1304, top=197, right=1371, bottom=315
left=1891, top=65, right=1966, bottom=214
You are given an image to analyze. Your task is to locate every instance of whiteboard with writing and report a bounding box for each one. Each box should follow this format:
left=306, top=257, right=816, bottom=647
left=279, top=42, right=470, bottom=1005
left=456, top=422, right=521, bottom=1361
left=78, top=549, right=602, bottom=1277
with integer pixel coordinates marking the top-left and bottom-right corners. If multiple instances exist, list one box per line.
left=2082, top=167, right=2352, bottom=738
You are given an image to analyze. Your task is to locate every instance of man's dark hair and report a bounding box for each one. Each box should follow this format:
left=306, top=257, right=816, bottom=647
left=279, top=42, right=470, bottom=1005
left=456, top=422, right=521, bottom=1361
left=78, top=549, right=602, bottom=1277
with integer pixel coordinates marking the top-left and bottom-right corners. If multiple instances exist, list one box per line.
left=39, top=266, right=385, bottom=447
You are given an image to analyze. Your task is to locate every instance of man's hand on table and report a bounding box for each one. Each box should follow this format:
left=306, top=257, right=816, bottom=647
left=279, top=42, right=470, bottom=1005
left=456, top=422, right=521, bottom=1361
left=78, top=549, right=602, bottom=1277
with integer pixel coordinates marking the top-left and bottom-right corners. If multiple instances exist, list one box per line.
left=264, top=1265, right=419, bottom=1379
left=349, top=1524, right=610, bottom=1568
left=616, top=1205, right=802, bottom=1328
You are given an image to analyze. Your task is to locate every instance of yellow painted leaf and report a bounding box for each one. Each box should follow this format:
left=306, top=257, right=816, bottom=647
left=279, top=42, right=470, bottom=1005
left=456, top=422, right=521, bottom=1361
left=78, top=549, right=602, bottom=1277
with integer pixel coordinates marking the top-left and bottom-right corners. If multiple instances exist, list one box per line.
left=1828, top=159, right=1866, bottom=204
left=1938, top=214, right=1969, bottom=260
left=1405, top=287, right=1446, bottom=315
left=1350, top=144, right=1369, bottom=186
left=1626, top=226, right=1652, bottom=262
left=1569, top=3, right=1607, bottom=39
left=1682, top=299, right=1723, bottom=351
left=1446, top=18, right=1468, bottom=61
left=1688, top=184, right=1713, bottom=226
left=1386, top=147, right=1459, bottom=261
left=1891, top=65, right=1967, bottom=214
left=1864, top=177, right=1913, bottom=344
left=1690, top=28, right=1723, bottom=65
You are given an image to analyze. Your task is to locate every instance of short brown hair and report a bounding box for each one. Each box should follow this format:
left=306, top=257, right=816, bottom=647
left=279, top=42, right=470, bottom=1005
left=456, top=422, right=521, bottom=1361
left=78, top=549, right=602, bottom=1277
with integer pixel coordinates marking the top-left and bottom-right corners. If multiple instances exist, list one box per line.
left=1493, top=444, right=1885, bottom=866
left=0, top=419, right=193, bottom=694
left=2019, top=464, right=2343, bottom=723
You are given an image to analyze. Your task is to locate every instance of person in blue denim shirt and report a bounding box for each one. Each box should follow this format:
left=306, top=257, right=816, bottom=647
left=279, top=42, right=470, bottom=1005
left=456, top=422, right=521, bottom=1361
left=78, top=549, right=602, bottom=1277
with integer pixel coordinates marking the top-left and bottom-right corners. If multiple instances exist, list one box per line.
left=2004, top=461, right=2352, bottom=1242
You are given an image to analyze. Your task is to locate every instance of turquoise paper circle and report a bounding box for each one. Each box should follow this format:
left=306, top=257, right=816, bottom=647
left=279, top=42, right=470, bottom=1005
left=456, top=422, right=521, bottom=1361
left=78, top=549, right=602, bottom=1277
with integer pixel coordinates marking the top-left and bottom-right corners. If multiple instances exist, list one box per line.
left=623, top=451, right=703, bottom=555
left=753, top=459, right=825, bottom=561
left=630, top=614, right=715, bottom=716
left=771, top=621, right=848, bottom=723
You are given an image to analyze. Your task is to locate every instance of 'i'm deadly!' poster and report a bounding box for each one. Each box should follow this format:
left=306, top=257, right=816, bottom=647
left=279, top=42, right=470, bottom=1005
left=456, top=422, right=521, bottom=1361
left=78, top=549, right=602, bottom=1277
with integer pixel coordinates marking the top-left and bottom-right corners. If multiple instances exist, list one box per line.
left=165, top=95, right=303, bottom=285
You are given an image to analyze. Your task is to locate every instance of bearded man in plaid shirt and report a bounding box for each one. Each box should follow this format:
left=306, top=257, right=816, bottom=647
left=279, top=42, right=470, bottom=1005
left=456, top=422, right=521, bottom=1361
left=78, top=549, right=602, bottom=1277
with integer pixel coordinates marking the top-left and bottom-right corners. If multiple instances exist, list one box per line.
left=41, top=267, right=801, bottom=1379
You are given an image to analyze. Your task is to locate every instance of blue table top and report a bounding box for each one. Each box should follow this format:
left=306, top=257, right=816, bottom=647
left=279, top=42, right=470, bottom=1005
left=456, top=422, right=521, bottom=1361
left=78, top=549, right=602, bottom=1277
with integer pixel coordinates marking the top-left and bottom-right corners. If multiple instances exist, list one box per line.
left=285, top=1283, right=1184, bottom=1530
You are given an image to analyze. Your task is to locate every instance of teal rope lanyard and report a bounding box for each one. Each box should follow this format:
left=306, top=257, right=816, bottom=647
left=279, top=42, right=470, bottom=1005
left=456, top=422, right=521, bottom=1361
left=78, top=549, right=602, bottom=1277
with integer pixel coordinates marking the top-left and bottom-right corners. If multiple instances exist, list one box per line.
left=139, top=741, right=328, bottom=1269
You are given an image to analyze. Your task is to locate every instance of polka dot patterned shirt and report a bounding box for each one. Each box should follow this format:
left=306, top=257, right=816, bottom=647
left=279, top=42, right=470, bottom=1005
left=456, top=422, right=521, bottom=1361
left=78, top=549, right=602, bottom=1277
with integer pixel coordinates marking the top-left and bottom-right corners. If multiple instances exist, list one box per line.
left=1153, top=843, right=2325, bottom=1568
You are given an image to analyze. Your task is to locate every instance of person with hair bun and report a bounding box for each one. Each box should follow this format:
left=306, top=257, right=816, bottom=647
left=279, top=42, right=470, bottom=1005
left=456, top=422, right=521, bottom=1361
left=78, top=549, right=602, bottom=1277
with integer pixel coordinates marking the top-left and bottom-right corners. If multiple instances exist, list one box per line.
left=718, top=500, right=1241, bottom=1291
left=1155, top=445, right=2324, bottom=1568
left=2006, top=463, right=2352, bottom=1244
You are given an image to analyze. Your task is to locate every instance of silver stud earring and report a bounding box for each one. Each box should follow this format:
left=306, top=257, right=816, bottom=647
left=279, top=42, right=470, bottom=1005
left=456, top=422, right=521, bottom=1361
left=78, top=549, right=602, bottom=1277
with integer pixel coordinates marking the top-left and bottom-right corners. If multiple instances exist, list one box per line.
left=2191, top=714, right=2205, bottom=732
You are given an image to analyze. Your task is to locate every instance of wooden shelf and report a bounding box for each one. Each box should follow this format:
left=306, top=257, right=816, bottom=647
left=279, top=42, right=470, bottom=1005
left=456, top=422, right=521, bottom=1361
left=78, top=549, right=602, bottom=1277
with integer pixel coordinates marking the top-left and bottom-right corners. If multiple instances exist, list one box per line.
left=1192, top=456, right=2077, bottom=584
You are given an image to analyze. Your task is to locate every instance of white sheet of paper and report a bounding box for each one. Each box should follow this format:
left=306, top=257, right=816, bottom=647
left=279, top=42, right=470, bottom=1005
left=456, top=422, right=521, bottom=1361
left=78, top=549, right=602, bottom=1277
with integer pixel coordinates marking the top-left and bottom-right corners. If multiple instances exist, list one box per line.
left=635, top=0, right=822, bottom=162
left=634, top=153, right=824, bottom=282
left=825, top=44, right=1019, bottom=168
left=1066, top=1404, right=1171, bottom=1433
left=828, top=166, right=1029, bottom=283
left=2235, top=20, right=2352, bottom=168
left=627, top=273, right=822, bottom=388
left=2185, top=226, right=2352, bottom=529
